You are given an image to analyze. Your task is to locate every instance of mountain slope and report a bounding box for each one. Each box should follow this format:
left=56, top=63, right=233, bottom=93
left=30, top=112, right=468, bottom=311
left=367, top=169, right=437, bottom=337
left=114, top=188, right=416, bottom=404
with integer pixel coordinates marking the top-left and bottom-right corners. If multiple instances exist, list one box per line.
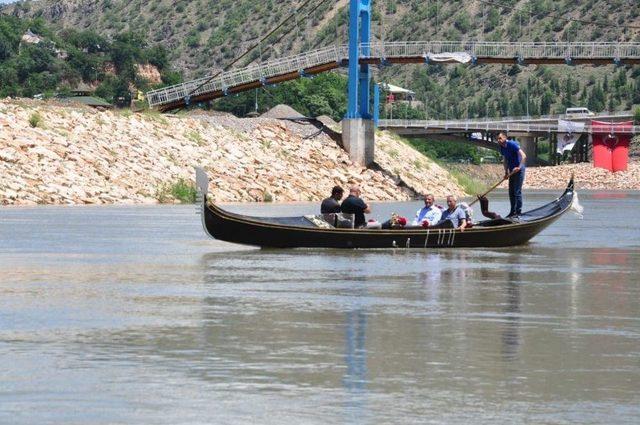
left=3, top=0, right=640, bottom=117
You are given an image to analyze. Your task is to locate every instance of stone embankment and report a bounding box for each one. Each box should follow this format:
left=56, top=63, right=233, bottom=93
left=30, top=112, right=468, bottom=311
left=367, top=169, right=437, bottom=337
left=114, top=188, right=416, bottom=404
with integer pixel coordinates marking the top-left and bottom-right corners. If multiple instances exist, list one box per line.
left=522, top=162, right=640, bottom=190
left=0, top=99, right=464, bottom=205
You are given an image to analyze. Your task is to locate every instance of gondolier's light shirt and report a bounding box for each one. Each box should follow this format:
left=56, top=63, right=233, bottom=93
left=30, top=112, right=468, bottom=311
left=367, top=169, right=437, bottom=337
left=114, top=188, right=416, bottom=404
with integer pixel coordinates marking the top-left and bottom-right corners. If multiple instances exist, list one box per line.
left=412, top=206, right=442, bottom=225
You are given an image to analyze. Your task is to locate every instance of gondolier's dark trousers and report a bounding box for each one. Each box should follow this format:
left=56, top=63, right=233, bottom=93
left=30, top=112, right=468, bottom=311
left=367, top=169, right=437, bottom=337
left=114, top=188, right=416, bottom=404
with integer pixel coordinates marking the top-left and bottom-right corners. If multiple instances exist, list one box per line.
left=508, top=169, right=525, bottom=216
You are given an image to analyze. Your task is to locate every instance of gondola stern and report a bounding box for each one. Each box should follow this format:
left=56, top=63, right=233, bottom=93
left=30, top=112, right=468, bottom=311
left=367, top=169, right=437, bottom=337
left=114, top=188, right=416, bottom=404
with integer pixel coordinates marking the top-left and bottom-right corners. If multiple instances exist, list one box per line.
left=195, top=166, right=209, bottom=199
left=194, top=166, right=216, bottom=240
left=562, top=174, right=576, bottom=204
left=567, top=173, right=575, bottom=193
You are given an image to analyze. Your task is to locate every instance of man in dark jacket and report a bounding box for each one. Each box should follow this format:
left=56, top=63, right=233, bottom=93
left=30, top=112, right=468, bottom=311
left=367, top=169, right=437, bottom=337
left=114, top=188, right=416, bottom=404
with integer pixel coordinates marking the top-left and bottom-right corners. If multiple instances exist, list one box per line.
left=340, top=186, right=371, bottom=228
left=321, top=186, right=344, bottom=213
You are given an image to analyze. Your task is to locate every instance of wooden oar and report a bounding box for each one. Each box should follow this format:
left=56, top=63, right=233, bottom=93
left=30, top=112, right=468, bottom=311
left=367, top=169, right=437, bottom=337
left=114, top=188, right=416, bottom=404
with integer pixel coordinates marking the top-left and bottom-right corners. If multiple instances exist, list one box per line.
left=468, top=171, right=513, bottom=207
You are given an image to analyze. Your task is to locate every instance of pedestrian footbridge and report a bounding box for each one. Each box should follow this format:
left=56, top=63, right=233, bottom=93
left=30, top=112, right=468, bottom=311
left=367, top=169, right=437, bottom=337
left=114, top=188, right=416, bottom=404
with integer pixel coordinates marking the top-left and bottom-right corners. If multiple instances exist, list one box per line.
left=146, top=41, right=640, bottom=112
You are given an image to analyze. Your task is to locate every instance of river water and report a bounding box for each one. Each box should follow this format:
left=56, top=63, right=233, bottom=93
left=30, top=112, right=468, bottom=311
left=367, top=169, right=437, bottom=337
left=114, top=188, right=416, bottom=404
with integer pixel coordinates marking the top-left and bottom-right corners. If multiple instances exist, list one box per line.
left=1, top=191, right=639, bottom=424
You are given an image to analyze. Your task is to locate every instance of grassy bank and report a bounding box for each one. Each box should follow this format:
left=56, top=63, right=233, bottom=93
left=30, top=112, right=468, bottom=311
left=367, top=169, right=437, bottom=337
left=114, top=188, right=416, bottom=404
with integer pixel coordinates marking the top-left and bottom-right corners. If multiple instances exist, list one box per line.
left=155, top=179, right=197, bottom=203
left=393, top=134, right=488, bottom=196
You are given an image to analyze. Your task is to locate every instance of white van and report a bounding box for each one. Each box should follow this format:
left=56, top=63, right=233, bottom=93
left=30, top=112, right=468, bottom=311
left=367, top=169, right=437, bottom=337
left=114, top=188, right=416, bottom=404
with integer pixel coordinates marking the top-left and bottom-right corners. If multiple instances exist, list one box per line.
left=565, top=107, right=594, bottom=117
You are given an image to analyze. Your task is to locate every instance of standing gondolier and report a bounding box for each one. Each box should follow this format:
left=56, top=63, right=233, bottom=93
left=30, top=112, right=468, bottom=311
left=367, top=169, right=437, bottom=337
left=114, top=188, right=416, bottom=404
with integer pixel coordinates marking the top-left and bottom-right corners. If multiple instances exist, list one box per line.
left=497, top=132, right=527, bottom=217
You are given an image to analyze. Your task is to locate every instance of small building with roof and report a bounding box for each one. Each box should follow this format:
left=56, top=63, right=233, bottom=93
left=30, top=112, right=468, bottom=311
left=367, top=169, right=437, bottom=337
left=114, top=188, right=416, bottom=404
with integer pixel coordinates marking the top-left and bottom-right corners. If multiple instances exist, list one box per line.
left=57, top=83, right=113, bottom=109
left=380, top=82, right=422, bottom=110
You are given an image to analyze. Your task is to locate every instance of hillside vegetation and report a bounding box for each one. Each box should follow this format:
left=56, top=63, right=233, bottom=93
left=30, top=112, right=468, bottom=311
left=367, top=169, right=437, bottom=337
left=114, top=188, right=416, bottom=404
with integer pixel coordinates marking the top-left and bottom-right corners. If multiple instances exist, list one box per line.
left=2, top=0, right=640, bottom=118
left=0, top=14, right=179, bottom=102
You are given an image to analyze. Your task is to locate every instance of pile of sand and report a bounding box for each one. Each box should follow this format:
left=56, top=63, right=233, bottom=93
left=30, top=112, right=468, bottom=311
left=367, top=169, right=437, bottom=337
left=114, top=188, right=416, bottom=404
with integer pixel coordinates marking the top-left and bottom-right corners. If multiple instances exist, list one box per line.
left=261, top=104, right=305, bottom=119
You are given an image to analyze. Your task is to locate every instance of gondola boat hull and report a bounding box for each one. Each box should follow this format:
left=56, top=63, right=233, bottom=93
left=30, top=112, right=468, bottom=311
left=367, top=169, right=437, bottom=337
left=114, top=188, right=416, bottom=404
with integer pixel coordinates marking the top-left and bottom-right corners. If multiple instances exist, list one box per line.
left=195, top=168, right=575, bottom=249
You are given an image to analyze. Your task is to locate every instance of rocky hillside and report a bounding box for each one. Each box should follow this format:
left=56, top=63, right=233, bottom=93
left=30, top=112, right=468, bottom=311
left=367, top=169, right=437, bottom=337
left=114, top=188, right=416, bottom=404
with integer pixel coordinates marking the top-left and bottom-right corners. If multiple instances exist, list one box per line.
left=6, top=0, right=639, bottom=75
left=0, top=99, right=464, bottom=205
left=4, top=0, right=640, bottom=118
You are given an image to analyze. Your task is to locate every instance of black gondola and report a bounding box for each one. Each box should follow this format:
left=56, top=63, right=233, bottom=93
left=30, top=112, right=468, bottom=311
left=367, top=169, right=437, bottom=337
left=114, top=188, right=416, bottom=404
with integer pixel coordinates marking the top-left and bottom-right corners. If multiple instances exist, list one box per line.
left=195, top=167, right=576, bottom=249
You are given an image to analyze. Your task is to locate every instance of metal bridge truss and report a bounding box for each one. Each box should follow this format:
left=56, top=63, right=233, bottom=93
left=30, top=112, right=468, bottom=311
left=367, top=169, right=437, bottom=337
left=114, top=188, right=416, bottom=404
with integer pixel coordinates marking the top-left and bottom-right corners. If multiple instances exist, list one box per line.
left=147, top=41, right=640, bottom=111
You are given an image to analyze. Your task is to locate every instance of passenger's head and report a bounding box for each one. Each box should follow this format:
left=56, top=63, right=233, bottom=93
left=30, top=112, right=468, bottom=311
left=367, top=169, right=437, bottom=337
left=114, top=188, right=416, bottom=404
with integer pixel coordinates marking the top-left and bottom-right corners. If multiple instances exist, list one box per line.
left=446, top=195, right=457, bottom=209
left=423, top=193, right=434, bottom=207
left=497, top=132, right=508, bottom=147
left=331, top=186, right=344, bottom=200
left=349, top=186, right=362, bottom=196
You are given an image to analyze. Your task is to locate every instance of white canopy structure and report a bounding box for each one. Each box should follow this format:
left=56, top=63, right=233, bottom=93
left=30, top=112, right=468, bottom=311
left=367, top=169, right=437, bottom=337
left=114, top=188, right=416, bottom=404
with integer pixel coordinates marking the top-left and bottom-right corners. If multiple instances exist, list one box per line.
left=380, top=83, right=415, bottom=96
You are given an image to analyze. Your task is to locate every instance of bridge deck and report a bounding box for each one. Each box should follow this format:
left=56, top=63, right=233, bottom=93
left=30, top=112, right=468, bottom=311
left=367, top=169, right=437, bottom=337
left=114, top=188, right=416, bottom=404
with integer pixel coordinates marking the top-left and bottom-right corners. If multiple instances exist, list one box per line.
left=381, top=111, right=634, bottom=126
left=147, top=41, right=640, bottom=111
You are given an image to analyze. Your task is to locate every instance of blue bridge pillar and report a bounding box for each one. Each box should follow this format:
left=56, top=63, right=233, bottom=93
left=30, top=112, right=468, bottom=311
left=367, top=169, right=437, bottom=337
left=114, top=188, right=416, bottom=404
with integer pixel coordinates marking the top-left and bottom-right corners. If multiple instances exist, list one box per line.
left=342, top=0, right=374, bottom=166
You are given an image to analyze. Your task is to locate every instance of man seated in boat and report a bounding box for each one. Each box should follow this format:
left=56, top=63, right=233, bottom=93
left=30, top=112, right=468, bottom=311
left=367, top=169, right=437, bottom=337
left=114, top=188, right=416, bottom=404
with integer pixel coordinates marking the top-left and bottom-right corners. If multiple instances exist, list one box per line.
left=320, top=186, right=343, bottom=214
left=412, top=193, right=442, bottom=227
left=458, top=202, right=474, bottom=228
left=436, top=195, right=468, bottom=232
left=340, top=185, right=371, bottom=228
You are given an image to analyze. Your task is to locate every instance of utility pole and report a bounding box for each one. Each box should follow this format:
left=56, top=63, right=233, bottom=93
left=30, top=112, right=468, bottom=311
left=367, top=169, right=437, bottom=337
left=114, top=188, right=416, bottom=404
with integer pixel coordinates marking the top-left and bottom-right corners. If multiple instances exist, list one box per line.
left=526, top=80, right=530, bottom=118
left=254, top=89, right=258, bottom=114
left=481, top=4, right=485, bottom=40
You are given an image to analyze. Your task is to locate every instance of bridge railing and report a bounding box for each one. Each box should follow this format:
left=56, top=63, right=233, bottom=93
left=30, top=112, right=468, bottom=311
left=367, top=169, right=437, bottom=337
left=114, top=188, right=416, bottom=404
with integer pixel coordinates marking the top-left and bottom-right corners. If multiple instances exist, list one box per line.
left=362, top=41, right=640, bottom=59
left=147, top=45, right=347, bottom=107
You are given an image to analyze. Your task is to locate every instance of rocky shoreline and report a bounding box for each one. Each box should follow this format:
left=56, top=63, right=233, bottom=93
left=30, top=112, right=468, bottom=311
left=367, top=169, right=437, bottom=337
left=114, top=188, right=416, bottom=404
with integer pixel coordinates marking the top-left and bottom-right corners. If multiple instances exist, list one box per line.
left=1, top=99, right=638, bottom=206
left=0, top=99, right=464, bottom=205
left=453, top=161, right=640, bottom=191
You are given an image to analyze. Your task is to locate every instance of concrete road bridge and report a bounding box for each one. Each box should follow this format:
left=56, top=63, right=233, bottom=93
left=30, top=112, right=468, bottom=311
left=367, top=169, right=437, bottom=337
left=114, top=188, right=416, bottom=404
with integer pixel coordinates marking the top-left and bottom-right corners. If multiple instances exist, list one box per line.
left=379, top=115, right=640, bottom=164
left=378, top=111, right=637, bottom=138
left=382, top=110, right=635, bottom=126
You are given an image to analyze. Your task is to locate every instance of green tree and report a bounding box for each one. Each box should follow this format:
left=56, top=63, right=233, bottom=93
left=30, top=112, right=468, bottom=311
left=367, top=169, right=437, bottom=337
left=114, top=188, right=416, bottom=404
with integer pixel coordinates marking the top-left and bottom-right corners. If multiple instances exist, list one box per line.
left=110, top=31, right=145, bottom=78
left=305, top=94, right=333, bottom=117
left=0, top=16, right=22, bottom=60
left=145, top=45, right=169, bottom=70
left=540, top=90, right=554, bottom=115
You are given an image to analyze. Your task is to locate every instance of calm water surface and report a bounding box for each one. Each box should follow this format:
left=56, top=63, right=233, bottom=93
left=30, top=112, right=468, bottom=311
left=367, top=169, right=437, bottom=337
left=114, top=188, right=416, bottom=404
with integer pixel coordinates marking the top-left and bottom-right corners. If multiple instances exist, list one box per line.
left=1, top=191, right=639, bottom=424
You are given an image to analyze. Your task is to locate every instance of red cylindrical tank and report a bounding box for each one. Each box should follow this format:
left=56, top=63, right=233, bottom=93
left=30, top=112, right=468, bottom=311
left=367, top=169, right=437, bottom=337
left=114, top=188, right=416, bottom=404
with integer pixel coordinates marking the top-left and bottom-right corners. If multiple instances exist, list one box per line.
left=591, top=120, right=613, bottom=171
left=592, top=135, right=612, bottom=171
left=611, top=121, right=633, bottom=172
left=591, top=121, right=632, bottom=172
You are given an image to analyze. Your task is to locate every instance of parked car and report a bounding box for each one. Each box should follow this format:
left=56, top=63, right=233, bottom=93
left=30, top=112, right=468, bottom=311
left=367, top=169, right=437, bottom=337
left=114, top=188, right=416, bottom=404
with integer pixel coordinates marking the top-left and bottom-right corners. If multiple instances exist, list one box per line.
left=480, top=156, right=500, bottom=164
left=565, top=107, right=594, bottom=118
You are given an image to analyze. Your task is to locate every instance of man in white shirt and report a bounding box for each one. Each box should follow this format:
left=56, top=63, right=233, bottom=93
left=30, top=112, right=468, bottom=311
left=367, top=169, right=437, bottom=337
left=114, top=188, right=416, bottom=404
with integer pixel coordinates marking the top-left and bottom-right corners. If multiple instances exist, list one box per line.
left=412, top=193, right=442, bottom=226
